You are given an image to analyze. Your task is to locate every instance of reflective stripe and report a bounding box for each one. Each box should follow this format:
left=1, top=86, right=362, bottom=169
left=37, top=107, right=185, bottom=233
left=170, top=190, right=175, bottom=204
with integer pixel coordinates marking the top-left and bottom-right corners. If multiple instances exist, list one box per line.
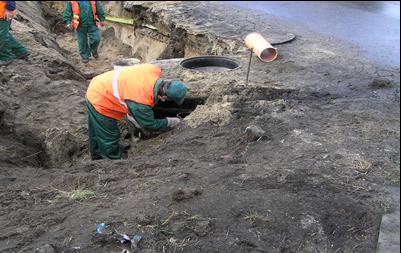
left=112, top=68, right=127, bottom=108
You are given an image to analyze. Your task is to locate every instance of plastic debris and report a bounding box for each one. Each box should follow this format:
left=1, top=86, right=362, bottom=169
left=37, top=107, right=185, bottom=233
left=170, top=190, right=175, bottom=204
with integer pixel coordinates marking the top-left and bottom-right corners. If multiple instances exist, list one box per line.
left=114, top=229, right=143, bottom=249
left=93, top=223, right=143, bottom=250
left=34, top=244, right=55, bottom=253
left=96, top=223, right=106, bottom=234
left=131, top=235, right=143, bottom=249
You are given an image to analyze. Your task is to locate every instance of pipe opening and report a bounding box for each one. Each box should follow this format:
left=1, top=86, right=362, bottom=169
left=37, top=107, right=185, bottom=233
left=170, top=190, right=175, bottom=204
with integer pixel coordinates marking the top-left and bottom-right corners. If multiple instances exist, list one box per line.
left=153, top=96, right=207, bottom=119
left=124, top=97, right=206, bottom=143
left=180, top=56, right=240, bottom=72
left=260, top=48, right=278, bottom=62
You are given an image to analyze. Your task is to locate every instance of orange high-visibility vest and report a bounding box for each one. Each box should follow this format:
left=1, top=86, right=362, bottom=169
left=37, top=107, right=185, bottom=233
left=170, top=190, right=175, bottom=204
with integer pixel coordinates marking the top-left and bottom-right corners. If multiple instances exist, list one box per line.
left=0, top=2, right=6, bottom=19
left=86, top=64, right=162, bottom=121
left=70, top=1, right=99, bottom=29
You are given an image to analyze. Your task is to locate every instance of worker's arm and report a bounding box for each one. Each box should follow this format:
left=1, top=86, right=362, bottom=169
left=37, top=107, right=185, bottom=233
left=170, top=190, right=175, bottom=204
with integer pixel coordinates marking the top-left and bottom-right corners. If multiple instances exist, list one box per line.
left=95, top=1, right=105, bottom=22
left=126, top=100, right=168, bottom=131
left=63, top=1, right=73, bottom=25
left=5, top=1, right=16, bottom=11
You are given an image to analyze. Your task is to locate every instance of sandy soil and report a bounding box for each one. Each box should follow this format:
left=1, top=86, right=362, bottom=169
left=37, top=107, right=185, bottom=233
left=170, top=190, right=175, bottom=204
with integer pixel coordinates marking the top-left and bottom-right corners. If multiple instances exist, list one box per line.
left=0, top=1, right=399, bottom=253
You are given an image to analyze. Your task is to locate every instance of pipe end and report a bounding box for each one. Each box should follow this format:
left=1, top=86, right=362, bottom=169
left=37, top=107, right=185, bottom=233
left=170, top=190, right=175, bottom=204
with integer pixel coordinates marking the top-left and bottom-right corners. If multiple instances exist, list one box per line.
left=260, top=47, right=278, bottom=62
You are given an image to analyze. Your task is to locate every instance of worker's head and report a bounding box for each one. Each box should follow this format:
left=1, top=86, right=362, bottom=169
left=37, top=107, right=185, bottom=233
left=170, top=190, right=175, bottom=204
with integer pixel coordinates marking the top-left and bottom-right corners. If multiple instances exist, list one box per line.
left=158, top=80, right=188, bottom=105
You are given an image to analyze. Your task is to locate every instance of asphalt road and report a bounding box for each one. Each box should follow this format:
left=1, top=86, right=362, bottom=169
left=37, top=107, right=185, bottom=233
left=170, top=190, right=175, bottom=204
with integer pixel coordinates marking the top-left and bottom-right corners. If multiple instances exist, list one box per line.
left=230, top=1, right=400, bottom=67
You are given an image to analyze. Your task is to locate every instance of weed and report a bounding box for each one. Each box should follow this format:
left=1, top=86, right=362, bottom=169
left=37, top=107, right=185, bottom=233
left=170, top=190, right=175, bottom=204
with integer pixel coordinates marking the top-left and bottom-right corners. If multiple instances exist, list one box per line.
left=68, top=189, right=96, bottom=201
left=243, top=210, right=261, bottom=224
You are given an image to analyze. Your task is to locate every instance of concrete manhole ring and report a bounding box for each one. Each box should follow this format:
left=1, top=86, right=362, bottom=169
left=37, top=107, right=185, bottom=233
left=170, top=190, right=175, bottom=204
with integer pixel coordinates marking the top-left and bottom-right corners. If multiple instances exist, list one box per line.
left=180, top=55, right=241, bottom=73
left=113, top=58, right=141, bottom=70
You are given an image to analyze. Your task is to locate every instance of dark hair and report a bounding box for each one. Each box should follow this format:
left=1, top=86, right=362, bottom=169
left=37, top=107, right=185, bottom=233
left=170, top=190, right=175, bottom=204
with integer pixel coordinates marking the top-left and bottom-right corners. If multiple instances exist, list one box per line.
left=161, top=80, right=171, bottom=96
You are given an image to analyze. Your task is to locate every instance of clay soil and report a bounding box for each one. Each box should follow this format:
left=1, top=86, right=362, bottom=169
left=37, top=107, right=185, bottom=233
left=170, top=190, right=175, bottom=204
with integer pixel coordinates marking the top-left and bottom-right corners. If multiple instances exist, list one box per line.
left=0, top=2, right=400, bottom=253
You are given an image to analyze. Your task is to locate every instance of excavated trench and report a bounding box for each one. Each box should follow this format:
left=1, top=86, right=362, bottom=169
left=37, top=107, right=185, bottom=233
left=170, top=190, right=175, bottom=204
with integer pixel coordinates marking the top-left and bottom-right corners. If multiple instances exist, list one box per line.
left=101, top=2, right=244, bottom=62
left=30, top=2, right=300, bottom=169
left=14, top=1, right=295, bottom=168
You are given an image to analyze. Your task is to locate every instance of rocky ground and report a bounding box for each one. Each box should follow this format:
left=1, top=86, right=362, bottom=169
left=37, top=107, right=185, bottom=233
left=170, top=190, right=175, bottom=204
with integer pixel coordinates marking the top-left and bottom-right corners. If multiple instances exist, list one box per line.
left=0, top=1, right=399, bottom=253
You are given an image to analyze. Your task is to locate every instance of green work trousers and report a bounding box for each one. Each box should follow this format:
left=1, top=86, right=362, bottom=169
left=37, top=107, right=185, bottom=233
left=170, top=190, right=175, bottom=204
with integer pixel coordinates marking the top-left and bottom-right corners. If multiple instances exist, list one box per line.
left=0, top=20, right=28, bottom=61
left=86, top=100, right=121, bottom=160
left=75, top=25, right=100, bottom=60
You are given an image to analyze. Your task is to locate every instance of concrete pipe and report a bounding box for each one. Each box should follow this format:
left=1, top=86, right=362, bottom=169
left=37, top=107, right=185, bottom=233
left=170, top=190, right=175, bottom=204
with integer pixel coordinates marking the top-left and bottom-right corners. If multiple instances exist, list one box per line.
left=245, top=32, right=278, bottom=62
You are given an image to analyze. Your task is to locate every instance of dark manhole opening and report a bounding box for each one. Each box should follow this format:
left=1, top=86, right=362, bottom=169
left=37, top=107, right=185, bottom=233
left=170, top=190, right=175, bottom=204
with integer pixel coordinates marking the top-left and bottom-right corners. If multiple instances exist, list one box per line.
left=180, top=56, right=240, bottom=72
left=153, top=96, right=206, bottom=119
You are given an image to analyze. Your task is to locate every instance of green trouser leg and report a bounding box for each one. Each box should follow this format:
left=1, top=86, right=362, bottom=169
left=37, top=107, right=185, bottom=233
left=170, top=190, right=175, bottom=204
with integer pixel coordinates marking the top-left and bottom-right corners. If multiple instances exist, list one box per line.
left=0, top=20, right=28, bottom=61
left=75, top=25, right=100, bottom=60
left=86, top=100, right=121, bottom=160
left=87, top=25, right=100, bottom=56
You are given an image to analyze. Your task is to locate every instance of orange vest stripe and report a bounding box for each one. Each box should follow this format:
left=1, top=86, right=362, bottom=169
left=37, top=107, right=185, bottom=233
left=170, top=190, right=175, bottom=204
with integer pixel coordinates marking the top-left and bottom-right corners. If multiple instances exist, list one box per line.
left=90, top=1, right=100, bottom=25
left=112, top=68, right=128, bottom=109
left=86, top=64, right=162, bottom=121
left=70, top=1, right=99, bottom=29
left=0, top=1, right=7, bottom=19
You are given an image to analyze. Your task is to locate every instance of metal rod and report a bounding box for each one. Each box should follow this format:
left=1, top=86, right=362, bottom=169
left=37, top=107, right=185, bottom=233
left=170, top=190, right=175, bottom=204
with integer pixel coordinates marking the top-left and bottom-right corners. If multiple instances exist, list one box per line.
left=245, top=48, right=253, bottom=86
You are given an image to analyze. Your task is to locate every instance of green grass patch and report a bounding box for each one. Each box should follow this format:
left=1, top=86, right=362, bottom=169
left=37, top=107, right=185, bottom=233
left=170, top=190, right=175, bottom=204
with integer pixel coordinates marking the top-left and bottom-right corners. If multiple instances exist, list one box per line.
left=68, top=189, right=96, bottom=201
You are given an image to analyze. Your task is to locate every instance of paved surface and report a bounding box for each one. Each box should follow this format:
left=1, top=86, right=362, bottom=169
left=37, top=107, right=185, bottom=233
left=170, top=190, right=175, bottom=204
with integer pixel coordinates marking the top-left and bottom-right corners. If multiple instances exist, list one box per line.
left=377, top=187, right=400, bottom=253
left=229, top=1, right=400, bottom=67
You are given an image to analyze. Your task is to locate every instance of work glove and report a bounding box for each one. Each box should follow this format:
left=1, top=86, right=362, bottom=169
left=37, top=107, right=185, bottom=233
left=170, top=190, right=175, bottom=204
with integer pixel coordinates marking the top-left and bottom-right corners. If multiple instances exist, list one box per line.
left=166, top=117, right=181, bottom=128
left=6, top=11, right=14, bottom=21
left=65, top=24, right=73, bottom=31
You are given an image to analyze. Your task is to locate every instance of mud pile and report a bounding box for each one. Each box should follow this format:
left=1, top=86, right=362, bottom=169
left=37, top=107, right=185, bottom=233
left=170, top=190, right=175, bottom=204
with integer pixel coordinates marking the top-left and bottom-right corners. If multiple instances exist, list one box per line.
left=0, top=1, right=400, bottom=253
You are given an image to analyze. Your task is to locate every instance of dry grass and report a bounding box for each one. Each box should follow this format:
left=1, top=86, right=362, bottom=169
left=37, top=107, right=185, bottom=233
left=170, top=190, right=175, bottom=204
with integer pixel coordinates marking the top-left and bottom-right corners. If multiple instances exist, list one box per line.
left=348, top=154, right=372, bottom=174
left=161, top=211, right=177, bottom=226
left=353, top=159, right=372, bottom=174
left=53, top=188, right=96, bottom=202
left=136, top=178, right=163, bottom=191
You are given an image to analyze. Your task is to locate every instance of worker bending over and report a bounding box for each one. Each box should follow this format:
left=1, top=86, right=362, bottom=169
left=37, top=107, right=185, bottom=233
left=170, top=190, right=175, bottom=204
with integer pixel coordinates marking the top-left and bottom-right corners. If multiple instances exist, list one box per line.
left=86, top=63, right=188, bottom=160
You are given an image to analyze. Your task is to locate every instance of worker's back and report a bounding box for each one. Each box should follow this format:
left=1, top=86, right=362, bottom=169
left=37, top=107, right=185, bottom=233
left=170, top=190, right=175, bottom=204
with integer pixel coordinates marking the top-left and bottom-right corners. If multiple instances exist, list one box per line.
left=86, top=64, right=162, bottom=120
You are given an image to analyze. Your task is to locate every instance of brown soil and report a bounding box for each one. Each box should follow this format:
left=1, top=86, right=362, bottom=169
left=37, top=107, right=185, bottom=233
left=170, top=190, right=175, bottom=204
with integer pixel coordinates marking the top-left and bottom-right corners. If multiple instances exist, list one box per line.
left=0, top=1, right=399, bottom=253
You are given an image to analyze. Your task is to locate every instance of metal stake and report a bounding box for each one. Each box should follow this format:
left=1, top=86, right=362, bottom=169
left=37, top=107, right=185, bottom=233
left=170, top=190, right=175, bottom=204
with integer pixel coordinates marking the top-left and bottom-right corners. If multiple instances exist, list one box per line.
left=245, top=48, right=253, bottom=86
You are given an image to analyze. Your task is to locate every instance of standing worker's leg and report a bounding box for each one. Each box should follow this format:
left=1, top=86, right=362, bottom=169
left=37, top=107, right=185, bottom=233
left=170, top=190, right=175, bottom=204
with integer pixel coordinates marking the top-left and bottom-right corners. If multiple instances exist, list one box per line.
left=0, top=20, right=14, bottom=65
left=86, top=101, right=121, bottom=160
left=75, top=26, right=90, bottom=62
left=87, top=25, right=100, bottom=58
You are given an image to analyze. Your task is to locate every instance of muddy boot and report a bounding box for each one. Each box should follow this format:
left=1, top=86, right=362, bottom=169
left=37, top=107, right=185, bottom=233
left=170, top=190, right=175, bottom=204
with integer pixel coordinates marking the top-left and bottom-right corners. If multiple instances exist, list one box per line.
left=92, top=52, right=99, bottom=59
left=0, top=59, right=13, bottom=66
left=82, top=58, right=89, bottom=64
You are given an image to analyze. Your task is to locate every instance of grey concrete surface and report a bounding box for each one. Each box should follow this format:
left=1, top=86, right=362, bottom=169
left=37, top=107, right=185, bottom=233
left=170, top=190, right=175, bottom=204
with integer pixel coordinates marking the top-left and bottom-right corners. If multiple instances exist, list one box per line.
left=229, top=1, right=400, bottom=67
left=377, top=187, right=400, bottom=253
